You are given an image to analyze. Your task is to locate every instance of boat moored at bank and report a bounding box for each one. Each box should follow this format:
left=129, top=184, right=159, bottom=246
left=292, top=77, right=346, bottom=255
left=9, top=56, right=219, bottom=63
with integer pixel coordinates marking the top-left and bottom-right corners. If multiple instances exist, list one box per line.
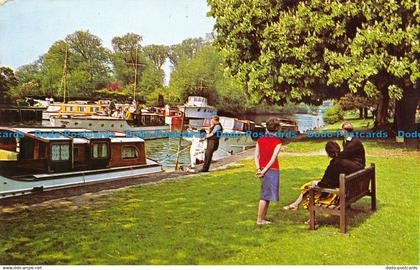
left=0, top=127, right=162, bottom=198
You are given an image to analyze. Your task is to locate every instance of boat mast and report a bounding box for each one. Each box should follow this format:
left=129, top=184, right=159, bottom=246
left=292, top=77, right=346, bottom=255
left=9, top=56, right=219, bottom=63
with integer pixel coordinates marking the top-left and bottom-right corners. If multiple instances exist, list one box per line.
left=133, top=46, right=138, bottom=102
left=62, top=42, right=68, bottom=103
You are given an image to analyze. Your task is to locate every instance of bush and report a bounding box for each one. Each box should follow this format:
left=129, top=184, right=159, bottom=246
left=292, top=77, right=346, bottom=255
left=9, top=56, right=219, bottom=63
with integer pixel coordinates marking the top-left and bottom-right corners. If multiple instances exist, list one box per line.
left=323, top=104, right=344, bottom=124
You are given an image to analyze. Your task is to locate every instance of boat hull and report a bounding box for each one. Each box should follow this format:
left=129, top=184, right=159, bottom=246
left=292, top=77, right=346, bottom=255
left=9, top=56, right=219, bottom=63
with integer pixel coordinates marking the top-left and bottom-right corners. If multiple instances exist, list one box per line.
left=180, top=106, right=217, bottom=119
left=48, top=117, right=170, bottom=139
left=184, top=131, right=256, bottom=161
left=0, top=159, right=162, bottom=199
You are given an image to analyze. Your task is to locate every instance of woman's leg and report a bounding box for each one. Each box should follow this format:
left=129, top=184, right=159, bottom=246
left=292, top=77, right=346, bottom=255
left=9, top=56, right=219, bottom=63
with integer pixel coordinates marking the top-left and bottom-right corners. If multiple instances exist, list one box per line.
left=257, top=200, right=269, bottom=223
left=290, top=193, right=304, bottom=207
left=262, top=201, right=270, bottom=220
left=285, top=181, right=318, bottom=209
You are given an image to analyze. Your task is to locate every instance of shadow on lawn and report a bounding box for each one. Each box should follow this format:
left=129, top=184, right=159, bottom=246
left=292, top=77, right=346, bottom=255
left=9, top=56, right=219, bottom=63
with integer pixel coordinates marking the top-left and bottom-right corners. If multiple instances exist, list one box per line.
left=314, top=199, right=377, bottom=232
left=277, top=167, right=379, bottom=234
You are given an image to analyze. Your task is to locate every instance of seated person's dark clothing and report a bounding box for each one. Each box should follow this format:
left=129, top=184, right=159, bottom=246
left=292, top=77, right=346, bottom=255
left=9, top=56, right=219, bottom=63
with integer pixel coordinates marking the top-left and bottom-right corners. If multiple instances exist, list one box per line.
left=317, top=157, right=363, bottom=188
left=339, top=138, right=366, bottom=168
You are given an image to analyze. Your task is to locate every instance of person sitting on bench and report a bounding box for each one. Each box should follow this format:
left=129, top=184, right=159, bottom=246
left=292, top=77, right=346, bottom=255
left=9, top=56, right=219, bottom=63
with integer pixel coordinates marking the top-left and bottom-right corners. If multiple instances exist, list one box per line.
left=339, top=121, right=366, bottom=168
left=283, top=141, right=363, bottom=212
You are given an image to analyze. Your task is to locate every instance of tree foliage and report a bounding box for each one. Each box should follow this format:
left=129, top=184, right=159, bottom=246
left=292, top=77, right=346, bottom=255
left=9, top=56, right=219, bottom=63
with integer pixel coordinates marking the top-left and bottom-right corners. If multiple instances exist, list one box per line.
left=208, top=0, right=419, bottom=131
left=0, top=66, right=18, bottom=103
left=323, top=103, right=344, bottom=124
left=169, top=45, right=247, bottom=114
left=168, top=38, right=208, bottom=67
left=144, top=44, right=169, bottom=70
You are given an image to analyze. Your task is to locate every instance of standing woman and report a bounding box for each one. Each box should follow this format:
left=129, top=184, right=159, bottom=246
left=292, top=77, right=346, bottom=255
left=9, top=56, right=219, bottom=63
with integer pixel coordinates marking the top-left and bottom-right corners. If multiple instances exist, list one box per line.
left=255, top=118, right=282, bottom=225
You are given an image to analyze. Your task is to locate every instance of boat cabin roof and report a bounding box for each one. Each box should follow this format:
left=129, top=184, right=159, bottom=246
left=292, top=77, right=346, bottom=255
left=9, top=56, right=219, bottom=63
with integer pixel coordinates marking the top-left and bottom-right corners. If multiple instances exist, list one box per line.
left=0, top=127, right=143, bottom=143
left=110, top=137, right=144, bottom=143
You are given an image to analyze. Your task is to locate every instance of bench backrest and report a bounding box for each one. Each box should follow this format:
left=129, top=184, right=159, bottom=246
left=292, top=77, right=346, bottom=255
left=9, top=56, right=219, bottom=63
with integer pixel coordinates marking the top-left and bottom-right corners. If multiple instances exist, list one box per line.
left=339, top=164, right=375, bottom=205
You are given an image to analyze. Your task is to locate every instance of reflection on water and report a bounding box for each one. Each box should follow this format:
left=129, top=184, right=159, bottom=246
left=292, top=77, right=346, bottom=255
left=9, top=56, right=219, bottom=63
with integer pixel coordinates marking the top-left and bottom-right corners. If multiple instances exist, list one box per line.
left=145, top=138, right=191, bottom=168
left=243, top=113, right=324, bottom=132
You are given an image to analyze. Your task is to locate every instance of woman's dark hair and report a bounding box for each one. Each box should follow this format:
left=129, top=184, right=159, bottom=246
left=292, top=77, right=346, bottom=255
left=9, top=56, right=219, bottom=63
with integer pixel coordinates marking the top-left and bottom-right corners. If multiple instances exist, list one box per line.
left=266, top=118, right=280, bottom=132
left=325, top=141, right=341, bottom=158
left=341, top=121, right=354, bottom=132
left=199, top=129, right=206, bottom=135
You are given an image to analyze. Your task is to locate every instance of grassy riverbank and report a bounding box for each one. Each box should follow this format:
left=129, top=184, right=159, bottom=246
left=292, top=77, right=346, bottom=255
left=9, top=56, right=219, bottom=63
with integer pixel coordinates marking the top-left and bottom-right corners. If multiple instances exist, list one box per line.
left=0, top=139, right=418, bottom=265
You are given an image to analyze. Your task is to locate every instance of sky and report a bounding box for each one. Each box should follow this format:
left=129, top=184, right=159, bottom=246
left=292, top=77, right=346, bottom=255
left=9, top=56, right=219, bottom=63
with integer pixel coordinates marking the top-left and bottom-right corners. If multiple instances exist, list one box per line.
left=0, top=0, right=215, bottom=78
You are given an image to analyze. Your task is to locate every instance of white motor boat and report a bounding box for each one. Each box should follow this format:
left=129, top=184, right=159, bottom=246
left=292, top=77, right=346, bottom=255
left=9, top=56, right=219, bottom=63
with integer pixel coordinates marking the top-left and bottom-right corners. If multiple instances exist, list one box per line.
left=48, top=113, right=170, bottom=140
left=179, top=96, right=217, bottom=128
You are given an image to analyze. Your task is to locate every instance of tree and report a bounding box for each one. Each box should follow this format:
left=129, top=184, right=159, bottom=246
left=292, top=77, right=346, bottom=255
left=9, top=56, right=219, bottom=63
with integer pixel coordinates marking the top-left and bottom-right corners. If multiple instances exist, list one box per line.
left=111, top=33, right=145, bottom=86
left=139, top=64, right=165, bottom=100
left=65, top=31, right=112, bottom=93
left=208, top=0, right=419, bottom=132
left=144, top=44, right=169, bottom=70
left=339, top=93, right=378, bottom=119
left=0, top=66, right=18, bottom=104
left=12, top=57, right=44, bottom=98
left=169, top=45, right=248, bottom=114
left=41, top=40, right=72, bottom=97
left=169, top=45, right=220, bottom=105
left=111, top=33, right=165, bottom=100
left=168, top=38, right=208, bottom=67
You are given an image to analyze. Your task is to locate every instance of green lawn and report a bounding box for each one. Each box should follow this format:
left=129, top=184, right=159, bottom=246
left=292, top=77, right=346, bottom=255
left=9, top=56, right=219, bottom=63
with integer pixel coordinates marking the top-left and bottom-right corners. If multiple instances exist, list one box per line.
left=0, top=142, right=418, bottom=265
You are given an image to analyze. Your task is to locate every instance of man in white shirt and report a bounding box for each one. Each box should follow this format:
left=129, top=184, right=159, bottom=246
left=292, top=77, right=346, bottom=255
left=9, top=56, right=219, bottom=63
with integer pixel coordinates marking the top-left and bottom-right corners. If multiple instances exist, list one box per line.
left=190, top=129, right=207, bottom=169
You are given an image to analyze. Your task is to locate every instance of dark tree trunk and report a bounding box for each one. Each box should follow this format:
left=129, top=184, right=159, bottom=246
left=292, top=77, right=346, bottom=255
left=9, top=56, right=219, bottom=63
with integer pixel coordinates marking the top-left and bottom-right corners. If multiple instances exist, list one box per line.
left=358, top=108, right=363, bottom=119
left=375, top=92, right=390, bottom=129
left=394, top=86, right=420, bottom=133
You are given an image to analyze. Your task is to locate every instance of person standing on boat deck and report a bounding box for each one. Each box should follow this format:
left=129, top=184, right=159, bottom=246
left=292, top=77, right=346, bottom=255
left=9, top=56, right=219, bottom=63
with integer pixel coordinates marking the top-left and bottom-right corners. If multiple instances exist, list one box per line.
left=121, top=108, right=127, bottom=119
left=255, top=118, right=282, bottom=225
left=339, top=122, right=366, bottom=168
left=199, top=115, right=223, bottom=172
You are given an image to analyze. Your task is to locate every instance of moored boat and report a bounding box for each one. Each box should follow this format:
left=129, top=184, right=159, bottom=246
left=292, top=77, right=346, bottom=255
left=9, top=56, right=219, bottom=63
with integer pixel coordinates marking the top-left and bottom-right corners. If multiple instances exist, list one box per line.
left=42, top=100, right=106, bottom=120
left=179, top=96, right=217, bottom=128
left=0, top=127, right=162, bottom=198
left=48, top=112, right=170, bottom=139
left=185, top=116, right=263, bottom=161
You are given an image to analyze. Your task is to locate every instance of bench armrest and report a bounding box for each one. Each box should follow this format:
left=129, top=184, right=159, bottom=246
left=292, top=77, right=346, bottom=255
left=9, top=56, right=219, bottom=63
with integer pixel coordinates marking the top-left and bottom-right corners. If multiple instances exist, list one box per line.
left=308, top=185, right=339, bottom=195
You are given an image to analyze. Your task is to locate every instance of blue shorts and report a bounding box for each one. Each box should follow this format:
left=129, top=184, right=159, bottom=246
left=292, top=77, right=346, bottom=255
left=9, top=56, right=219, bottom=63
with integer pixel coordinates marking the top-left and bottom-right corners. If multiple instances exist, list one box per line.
left=261, top=169, right=280, bottom=202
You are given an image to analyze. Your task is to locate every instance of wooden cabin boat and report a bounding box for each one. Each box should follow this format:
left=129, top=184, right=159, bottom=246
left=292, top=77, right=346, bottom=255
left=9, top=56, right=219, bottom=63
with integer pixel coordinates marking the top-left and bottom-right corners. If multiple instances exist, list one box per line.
left=269, top=118, right=299, bottom=133
left=0, top=127, right=162, bottom=198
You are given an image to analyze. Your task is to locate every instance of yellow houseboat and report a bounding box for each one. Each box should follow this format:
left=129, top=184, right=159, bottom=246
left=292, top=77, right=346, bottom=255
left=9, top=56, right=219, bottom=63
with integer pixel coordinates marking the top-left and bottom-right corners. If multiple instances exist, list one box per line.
left=42, top=101, right=106, bottom=120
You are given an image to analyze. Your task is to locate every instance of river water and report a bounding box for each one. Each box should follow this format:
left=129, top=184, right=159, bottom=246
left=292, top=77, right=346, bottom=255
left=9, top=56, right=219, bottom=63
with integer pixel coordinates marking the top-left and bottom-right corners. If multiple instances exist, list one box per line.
left=241, top=113, right=324, bottom=132
left=146, top=113, right=323, bottom=168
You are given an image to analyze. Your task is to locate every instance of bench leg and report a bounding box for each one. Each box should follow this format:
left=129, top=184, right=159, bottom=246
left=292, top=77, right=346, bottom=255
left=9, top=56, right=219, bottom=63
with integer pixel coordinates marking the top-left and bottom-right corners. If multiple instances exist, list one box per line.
left=340, top=209, right=347, bottom=234
left=371, top=164, right=377, bottom=211
left=309, top=208, right=316, bottom=230
left=309, top=189, right=316, bottom=230
left=371, top=193, right=377, bottom=211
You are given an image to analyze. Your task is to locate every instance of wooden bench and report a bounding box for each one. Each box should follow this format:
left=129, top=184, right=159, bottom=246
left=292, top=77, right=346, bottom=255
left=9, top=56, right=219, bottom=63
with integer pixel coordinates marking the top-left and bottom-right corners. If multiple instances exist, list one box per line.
left=308, top=163, right=376, bottom=234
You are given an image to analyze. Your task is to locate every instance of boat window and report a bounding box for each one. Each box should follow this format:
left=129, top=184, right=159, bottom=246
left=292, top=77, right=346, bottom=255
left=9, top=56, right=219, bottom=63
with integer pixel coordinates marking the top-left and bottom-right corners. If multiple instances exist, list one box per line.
left=121, top=146, right=139, bottom=159
left=78, top=106, right=86, bottom=112
left=65, top=106, right=73, bottom=112
left=92, top=142, right=108, bottom=159
left=92, top=144, right=98, bottom=158
left=61, top=144, right=69, bottom=160
left=51, top=144, right=70, bottom=161
left=90, top=107, right=98, bottom=112
left=0, top=137, right=16, bottom=151
left=74, top=147, right=79, bottom=161
left=102, top=143, right=107, bottom=157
